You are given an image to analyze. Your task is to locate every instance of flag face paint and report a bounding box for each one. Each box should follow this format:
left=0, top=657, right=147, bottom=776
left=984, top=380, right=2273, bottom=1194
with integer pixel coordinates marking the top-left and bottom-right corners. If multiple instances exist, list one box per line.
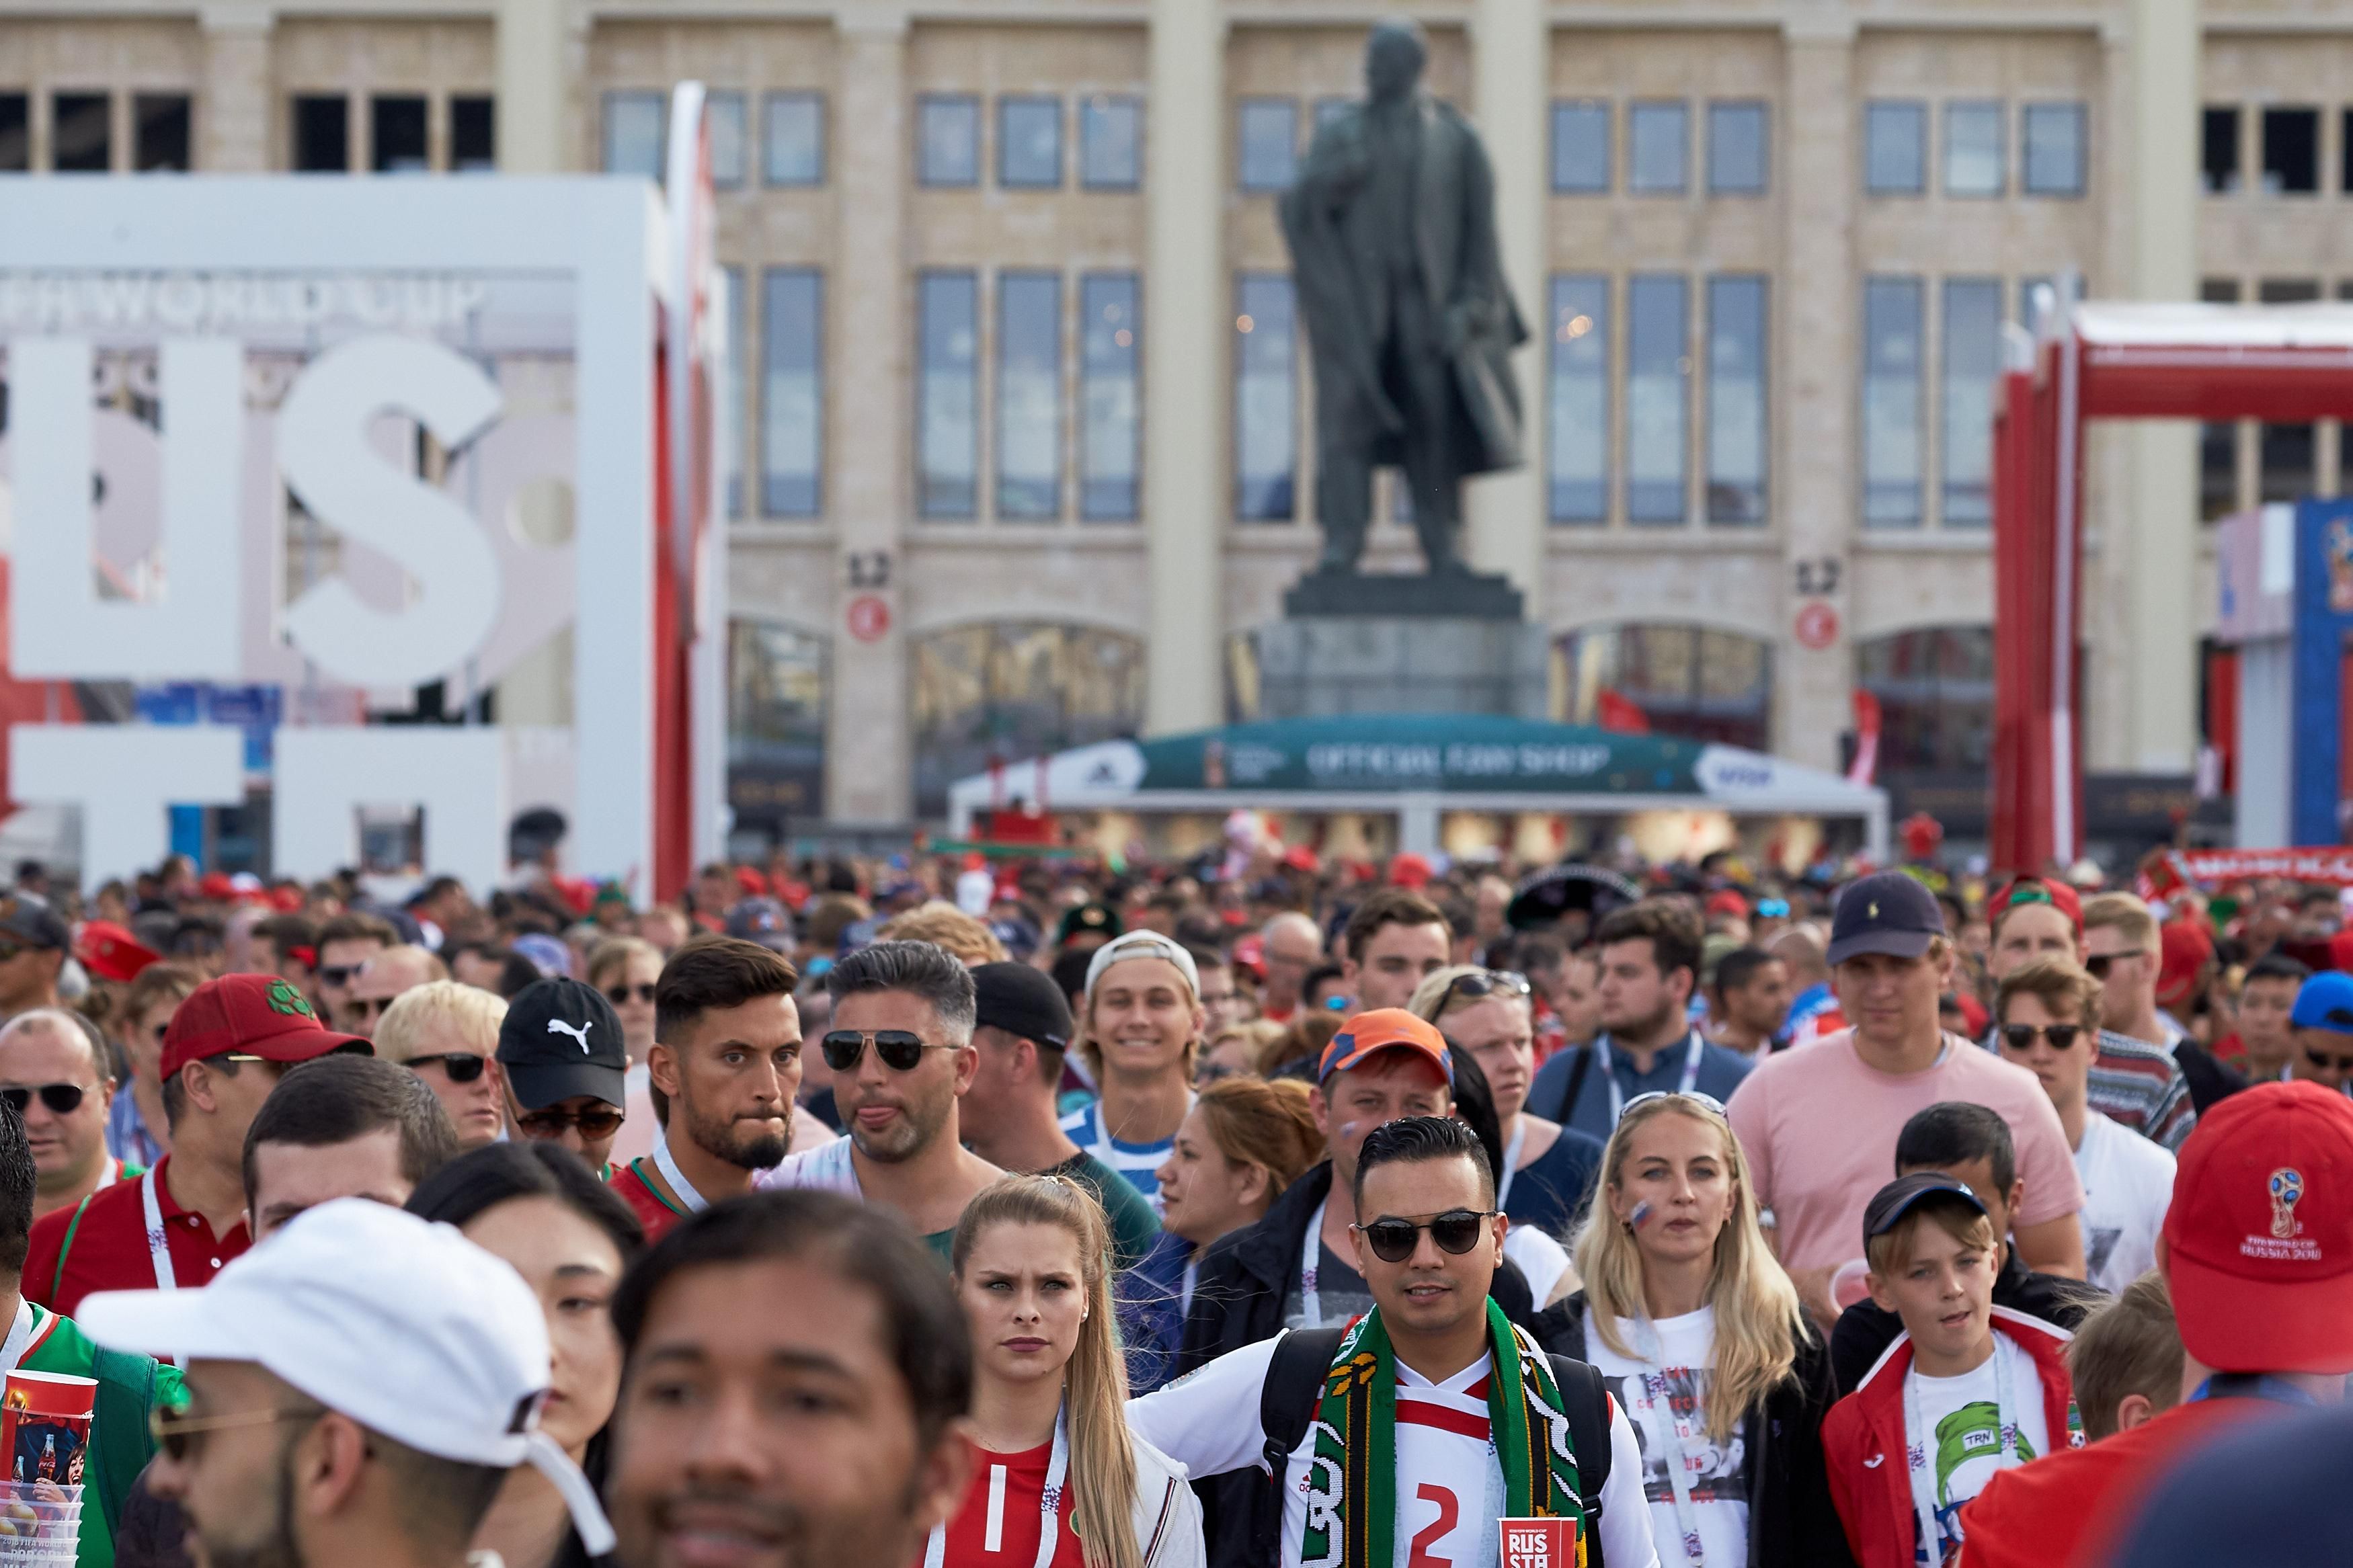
left=1628, top=1200, right=1652, bottom=1229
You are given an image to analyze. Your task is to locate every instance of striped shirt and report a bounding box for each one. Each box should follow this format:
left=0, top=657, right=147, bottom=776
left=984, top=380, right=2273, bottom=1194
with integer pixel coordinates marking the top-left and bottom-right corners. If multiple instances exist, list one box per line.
left=2086, top=1031, right=2196, bottom=1152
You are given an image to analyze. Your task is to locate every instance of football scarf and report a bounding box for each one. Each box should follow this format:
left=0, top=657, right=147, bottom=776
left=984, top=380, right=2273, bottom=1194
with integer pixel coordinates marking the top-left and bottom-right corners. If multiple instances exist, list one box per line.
left=1299, top=1298, right=1585, bottom=1568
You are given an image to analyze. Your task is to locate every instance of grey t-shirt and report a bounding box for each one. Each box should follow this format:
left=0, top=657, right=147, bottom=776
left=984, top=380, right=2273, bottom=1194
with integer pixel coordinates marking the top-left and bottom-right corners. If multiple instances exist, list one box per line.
left=1279, top=1238, right=1375, bottom=1331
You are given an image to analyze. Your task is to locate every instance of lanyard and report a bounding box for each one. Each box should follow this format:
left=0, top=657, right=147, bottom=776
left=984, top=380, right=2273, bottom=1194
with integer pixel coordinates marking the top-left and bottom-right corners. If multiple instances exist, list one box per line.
left=141, top=1167, right=184, bottom=1369
left=650, top=1139, right=709, bottom=1215
left=1903, top=1340, right=2021, bottom=1567
left=924, top=1404, right=1068, bottom=1568
left=1496, top=1118, right=1528, bottom=1211
left=1600, top=1032, right=1705, bottom=1125
left=1299, top=1198, right=1329, bottom=1327
left=1634, top=1317, right=1710, bottom=1568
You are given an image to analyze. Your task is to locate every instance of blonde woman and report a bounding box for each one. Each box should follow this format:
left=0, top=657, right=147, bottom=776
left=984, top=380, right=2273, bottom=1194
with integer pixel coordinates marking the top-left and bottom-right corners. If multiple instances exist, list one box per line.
left=1542, top=1091, right=1850, bottom=1568
left=586, top=937, right=663, bottom=1163
left=374, top=980, right=510, bottom=1148
left=939, top=1175, right=1205, bottom=1568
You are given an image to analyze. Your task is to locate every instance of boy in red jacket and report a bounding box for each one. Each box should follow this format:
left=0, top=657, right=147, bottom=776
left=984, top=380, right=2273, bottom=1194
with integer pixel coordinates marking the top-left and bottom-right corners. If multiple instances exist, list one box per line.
left=1824, top=1173, right=2082, bottom=1568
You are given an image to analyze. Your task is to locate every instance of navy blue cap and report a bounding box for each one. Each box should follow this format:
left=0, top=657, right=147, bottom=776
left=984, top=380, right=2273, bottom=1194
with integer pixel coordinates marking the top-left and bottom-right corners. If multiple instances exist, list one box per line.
left=1862, top=1171, right=1987, bottom=1253
left=2292, top=971, right=2353, bottom=1034
left=1827, top=871, right=1946, bottom=966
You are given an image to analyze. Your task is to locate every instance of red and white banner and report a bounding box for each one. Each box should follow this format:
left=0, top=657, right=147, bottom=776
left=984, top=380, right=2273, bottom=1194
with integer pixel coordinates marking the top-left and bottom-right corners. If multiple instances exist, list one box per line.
left=1847, top=690, right=1881, bottom=786
left=2149, top=846, right=2353, bottom=891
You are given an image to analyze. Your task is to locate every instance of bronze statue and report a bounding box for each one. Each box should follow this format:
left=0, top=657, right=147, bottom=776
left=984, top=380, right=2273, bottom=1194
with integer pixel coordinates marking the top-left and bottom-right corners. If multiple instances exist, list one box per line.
left=1281, top=22, right=1529, bottom=580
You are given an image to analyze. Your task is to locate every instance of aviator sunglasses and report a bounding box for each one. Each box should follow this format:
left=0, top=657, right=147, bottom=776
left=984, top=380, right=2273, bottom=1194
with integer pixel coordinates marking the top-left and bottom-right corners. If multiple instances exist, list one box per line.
left=1352, top=1208, right=1497, bottom=1264
left=821, top=1029, right=957, bottom=1073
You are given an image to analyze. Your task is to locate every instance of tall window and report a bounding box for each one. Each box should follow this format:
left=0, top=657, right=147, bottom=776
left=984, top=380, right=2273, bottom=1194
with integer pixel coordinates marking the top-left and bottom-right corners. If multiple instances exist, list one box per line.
left=1706, top=101, right=1766, bottom=194
left=1234, top=275, right=1296, bottom=520
left=2260, top=278, right=2321, bottom=501
left=0, top=97, right=27, bottom=173
left=917, top=272, right=980, bottom=518
left=911, top=623, right=1146, bottom=819
left=760, top=270, right=823, bottom=518
left=2260, top=107, right=2319, bottom=196
left=1941, top=278, right=2002, bottom=526
left=1557, top=625, right=1772, bottom=751
left=2022, top=103, right=2085, bottom=196
left=1865, top=101, right=1925, bottom=194
left=763, top=93, right=824, bottom=186
left=450, top=95, right=493, bottom=173
left=704, top=92, right=745, bottom=187
left=371, top=95, right=428, bottom=173
left=1626, top=275, right=1689, bottom=523
left=1080, top=95, right=1141, bottom=190
left=1944, top=101, right=2004, bottom=196
left=1548, top=275, right=1609, bottom=523
left=1552, top=100, right=1610, bottom=193
left=1857, top=626, right=1995, bottom=771
left=1628, top=102, right=1687, bottom=194
left=2202, top=106, right=2241, bottom=194
left=728, top=619, right=829, bottom=826
left=1238, top=99, right=1298, bottom=192
left=1080, top=274, right=1140, bottom=521
left=996, top=273, right=1062, bottom=520
left=1862, top=276, right=1925, bottom=527
left=1706, top=276, right=1767, bottom=525
left=293, top=95, right=351, bottom=173
left=2199, top=278, right=2242, bottom=520
left=51, top=93, right=110, bottom=173
left=602, top=92, right=664, bottom=179
left=999, top=97, right=1062, bottom=188
left=723, top=265, right=745, bottom=518
left=134, top=94, right=192, bottom=172
left=917, top=95, right=980, bottom=186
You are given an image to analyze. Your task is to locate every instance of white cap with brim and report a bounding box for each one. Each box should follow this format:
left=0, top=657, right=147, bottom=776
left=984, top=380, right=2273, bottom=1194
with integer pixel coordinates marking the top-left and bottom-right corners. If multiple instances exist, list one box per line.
left=1083, top=930, right=1201, bottom=1000
left=78, top=1198, right=614, bottom=1556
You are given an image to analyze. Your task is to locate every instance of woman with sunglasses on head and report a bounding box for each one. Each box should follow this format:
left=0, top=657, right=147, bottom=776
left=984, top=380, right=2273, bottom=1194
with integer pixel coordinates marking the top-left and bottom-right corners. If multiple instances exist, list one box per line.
left=1127, top=1075, right=1322, bottom=1392
left=1412, top=965, right=1605, bottom=1242
left=407, top=1141, right=643, bottom=1568
left=941, top=1174, right=1205, bottom=1568
left=374, top=980, right=510, bottom=1149
left=586, top=938, right=665, bottom=1164
left=1537, top=1090, right=1849, bottom=1568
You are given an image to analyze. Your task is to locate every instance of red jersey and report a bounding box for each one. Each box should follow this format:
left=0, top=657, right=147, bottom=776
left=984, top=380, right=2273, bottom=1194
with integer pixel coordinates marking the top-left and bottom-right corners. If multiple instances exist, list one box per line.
left=24, top=1155, right=250, bottom=1318
left=934, top=1436, right=1081, bottom=1568
left=606, top=1159, right=688, bottom=1247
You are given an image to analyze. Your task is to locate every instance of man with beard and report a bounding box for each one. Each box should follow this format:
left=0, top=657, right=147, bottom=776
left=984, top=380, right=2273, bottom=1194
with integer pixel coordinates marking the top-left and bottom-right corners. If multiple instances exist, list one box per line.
left=608, top=937, right=804, bottom=1245
left=758, top=942, right=1001, bottom=1258
left=604, top=1191, right=972, bottom=1568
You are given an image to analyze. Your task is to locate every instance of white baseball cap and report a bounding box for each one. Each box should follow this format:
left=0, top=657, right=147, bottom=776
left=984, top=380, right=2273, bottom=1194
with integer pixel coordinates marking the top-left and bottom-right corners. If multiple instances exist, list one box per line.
left=78, top=1198, right=614, bottom=1554
left=1083, top=930, right=1201, bottom=1000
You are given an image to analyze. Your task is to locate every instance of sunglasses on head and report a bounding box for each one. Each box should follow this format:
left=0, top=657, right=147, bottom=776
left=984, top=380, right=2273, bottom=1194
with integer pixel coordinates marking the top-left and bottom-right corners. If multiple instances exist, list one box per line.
left=1622, top=1089, right=1730, bottom=1118
left=516, top=1104, right=625, bottom=1140
left=1438, top=970, right=1531, bottom=1012
left=407, top=1053, right=487, bottom=1083
left=821, top=1029, right=953, bottom=1073
left=2001, top=1022, right=2085, bottom=1050
left=2085, top=949, right=2145, bottom=980
left=0, top=1083, right=87, bottom=1116
left=1354, top=1208, right=1497, bottom=1264
left=605, top=983, right=657, bottom=1005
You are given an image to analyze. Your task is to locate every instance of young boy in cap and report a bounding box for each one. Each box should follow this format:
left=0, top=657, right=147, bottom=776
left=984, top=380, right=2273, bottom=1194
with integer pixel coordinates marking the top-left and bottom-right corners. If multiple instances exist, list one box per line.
left=496, top=978, right=628, bottom=1177
left=2284, top=968, right=2353, bottom=1097
left=1823, top=1172, right=2081, bottom=1568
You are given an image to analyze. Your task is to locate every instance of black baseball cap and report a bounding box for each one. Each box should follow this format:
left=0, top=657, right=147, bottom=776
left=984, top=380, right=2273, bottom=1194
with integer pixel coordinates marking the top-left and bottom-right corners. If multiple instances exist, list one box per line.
left=1862, top=1171, right=1989, bottom=1253
left=497, top=978, right=627, bottom=1112
left=971, top=962, right=1074, bottom=1053
left=1055, top=903, right=1122, bottom=944
left=0, top=897, right=70, bottom=952
left=1827, top=871, right=1946, bottom=966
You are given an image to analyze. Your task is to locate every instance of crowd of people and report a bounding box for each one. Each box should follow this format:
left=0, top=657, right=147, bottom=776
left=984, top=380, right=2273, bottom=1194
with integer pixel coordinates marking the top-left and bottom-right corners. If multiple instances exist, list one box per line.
left=0, top=837, right=2341, bottom=1567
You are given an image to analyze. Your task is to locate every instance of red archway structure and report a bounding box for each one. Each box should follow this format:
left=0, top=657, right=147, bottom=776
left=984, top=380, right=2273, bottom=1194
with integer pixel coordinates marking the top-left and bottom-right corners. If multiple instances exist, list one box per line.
left=1993, top=301, right=2353, bottom=873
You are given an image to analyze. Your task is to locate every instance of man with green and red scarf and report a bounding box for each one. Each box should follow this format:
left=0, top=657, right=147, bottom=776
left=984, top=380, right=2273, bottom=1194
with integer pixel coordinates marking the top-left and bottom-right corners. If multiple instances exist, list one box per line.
left=1130, top=1116, right=1659, bottom=1568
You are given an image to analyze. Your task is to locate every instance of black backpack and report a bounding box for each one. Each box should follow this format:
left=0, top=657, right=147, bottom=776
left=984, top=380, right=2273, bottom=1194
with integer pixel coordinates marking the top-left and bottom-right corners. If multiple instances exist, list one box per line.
left=1250, top=1326, right=1615, bottom=1568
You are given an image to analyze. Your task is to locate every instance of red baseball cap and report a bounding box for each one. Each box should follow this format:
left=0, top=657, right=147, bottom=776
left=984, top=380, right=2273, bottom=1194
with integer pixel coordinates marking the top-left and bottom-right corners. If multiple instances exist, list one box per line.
left=160, top=975, right=370, bottom=1081
left=1986, top=875, right=2081, bottom=937
left=75, top=921, right=158, bottom=984
left=2163, top=1079, right=2353, bottom=1374
left=1388, top=853, right=1434, bottom=890
left=1317, top=1007, right=1453, bottom=1087
left=2156, top=920, right=2215, bottom=1007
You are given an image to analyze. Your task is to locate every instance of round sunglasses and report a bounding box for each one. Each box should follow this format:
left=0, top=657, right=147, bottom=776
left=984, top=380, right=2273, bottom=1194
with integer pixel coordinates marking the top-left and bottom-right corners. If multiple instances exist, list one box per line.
left=2000, top=1023, right=2085, bottom=1050
left=1352, top=1208, right=1497, bottom=1264
left=605, top=983, right=657, bottom=1006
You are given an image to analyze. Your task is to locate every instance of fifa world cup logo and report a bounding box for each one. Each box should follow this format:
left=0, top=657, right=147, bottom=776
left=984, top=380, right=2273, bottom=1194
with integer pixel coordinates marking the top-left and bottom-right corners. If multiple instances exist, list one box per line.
left=2270, top=1168, right=2305, bottom=1240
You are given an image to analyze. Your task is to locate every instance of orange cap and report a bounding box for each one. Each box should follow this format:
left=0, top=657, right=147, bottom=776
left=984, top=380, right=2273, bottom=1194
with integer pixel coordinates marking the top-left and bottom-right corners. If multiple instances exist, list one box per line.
left=1316, top=1007, right=1453, bottom=1086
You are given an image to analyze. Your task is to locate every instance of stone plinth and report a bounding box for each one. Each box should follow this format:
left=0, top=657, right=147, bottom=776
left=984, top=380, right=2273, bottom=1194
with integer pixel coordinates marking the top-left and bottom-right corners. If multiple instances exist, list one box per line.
left=1250, top=616, right=1550, bottom=720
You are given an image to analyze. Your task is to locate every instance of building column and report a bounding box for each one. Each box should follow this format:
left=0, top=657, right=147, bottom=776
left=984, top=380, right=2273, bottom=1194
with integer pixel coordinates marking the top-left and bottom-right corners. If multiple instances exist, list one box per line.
left=495, top=0, right=567, bottom=175
left=2116, top=0, right=2200, bottom=774
left=1143, top=0, right=1225, bottom=736
left=824, top=9, right=915, bottom=825
left=1469, top=0, right=1546, bottom=614
left=197, top=4, right=275, bottom=171
left=1773, top=19, right=1857, bottom=773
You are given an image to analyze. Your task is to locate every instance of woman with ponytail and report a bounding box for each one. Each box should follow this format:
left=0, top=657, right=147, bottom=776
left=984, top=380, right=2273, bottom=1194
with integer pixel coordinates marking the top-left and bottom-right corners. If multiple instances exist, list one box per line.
left=937, top=1175, right=1205, bottom=1568
left=1540, top=1089, right=1851, bottom=1568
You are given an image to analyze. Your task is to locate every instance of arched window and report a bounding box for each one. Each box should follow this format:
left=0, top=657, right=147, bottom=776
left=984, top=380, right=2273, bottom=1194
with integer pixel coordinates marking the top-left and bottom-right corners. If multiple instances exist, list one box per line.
left=1554, top=624, right=1772, bottom=751
left=727, top=619, right=829, bottom=833
left=1855, top=625, right=1993, bottom=772
left=912, top=623, right=1147, bottom=819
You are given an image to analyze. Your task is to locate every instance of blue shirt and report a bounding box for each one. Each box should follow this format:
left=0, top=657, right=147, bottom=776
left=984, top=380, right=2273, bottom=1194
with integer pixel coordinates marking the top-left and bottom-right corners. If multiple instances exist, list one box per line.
left=1527, top=1029, right=1756, bottom=1144
left=1501, top=1122, right=1605, bottom=1238
left=105, top=1088, right=162, bottom=1169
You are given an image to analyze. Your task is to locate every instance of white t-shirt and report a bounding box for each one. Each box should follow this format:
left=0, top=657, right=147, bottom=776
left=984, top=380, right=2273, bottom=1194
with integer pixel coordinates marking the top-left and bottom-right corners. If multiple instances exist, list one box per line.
left=1579, top=1306, right=1749, bottom=1568
left=2073, top=1111, right=2175, bottom=1294
left=754, top=1135, right=860, bottom=1194
left=1905, top=1336, right=2050, bottom=1566
left=1503, top=1227, right=1572, bottom=1306
left=1127, top=1331, right=1661, bottom=1568
left=1061, top=1097, right=1190, bottom=1215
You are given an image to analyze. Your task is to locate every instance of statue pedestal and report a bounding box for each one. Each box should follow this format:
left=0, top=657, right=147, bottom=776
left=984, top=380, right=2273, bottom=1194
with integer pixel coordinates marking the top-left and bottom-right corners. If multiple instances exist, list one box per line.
left=1249, top=612, right=1550, bottom=721
left=1280, top=565, right=1524, bottom=620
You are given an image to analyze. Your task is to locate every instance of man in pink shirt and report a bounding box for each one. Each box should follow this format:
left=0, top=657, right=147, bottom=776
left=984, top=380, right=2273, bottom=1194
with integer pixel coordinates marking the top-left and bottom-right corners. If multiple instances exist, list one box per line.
left=1726, top=870, right=2086, bottom=1328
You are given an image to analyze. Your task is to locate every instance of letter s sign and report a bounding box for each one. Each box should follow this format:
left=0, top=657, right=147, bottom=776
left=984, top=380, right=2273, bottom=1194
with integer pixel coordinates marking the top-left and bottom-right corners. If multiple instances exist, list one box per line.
left=276, top=335, right=504, bottom=688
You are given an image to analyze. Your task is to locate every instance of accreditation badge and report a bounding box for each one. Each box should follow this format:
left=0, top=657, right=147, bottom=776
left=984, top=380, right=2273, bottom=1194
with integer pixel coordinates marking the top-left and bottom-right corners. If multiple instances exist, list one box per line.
left=1499, top=1516, right=1576, bottom=1568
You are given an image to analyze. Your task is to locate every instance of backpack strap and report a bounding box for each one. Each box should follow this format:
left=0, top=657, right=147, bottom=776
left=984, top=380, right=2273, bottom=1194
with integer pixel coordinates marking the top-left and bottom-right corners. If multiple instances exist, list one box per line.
left=1546, top=1353, right=1613, bottom=1568
left=1252, top=1328, right=1346, bottom=1567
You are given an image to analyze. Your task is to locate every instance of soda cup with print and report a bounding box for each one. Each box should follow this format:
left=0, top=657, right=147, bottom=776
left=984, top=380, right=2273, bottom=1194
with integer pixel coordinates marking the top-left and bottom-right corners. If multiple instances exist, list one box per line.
left=0, top=1371, right=95, bottom=1562
left=1499, top=1516, right=1576, bottom=1568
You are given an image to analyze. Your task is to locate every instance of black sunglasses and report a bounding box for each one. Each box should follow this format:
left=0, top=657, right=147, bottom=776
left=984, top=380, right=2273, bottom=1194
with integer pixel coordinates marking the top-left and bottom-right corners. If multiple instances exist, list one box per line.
left=2085, top=949, right=2144, bottom=980
left=0, top=1083, right=86, bottom=1116
left=407, top=1053, right=487, bottom=1083
left=605, top=983, right=657, bottom=1005
left=2307, top=1046, right=2353, bottom=1074
left=1354, top=1208, right=1497, bottom=1264
left=2001, top=1023, right=2085, bottom=1051
left=821, top=1029, right=955, bottom=1073
left=516, top=1104, right=625, bottom=1140
left=317, top=964, right=362, bottom=988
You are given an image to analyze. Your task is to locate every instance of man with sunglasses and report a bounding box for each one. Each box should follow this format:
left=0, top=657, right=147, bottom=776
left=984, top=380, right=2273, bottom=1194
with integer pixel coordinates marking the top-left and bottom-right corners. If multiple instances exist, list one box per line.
left=1996, top=958, right=2176, bottom=1294
left=0, top=1011, right=126, bottom=1221
left=758, top=940, right=1002, bottom=1260
left=340, top=944, right=449, bottom=1041
left=24, top=975, right=368, bottom=1319
left=309, top=911, right=395, bottom=1036
left=496, top=978, right=630, bottom=1176
left=0, top=898, right=70, bottom=1026
left=2285, top=970, right=2353, bottom=1098
left=2083, top=892, right=2245, bottom=1116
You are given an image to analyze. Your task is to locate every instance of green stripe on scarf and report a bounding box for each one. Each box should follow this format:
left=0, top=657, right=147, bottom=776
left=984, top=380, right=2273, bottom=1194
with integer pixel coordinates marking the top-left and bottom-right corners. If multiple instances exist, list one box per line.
left=1298, top=1298, right=1586, bottom=1567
